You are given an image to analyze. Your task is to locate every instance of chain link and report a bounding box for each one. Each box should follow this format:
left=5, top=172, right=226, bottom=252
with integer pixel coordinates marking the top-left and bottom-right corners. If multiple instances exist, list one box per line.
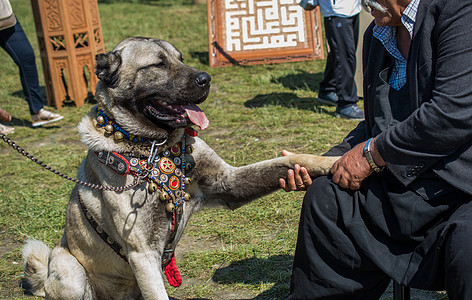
left=1, top=133, right=143, bottom=192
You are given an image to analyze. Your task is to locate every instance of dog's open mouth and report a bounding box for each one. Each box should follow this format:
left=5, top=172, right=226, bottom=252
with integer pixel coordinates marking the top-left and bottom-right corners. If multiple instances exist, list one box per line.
left=145, top=101, right=209, bottom=130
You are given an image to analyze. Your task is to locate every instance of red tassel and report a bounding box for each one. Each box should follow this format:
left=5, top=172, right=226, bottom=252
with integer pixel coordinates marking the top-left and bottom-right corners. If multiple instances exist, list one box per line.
left=164, top=254, right=182, bottom=287
left=185, top=127, right=198, bottom=137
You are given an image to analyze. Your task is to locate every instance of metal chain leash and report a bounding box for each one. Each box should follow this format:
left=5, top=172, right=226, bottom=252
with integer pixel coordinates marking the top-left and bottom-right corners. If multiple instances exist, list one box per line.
left=0, top=133, right=143, bottom=192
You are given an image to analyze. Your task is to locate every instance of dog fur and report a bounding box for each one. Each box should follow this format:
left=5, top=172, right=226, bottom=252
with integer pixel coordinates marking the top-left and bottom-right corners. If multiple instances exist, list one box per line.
left=22, top=37, right=339, bottom=299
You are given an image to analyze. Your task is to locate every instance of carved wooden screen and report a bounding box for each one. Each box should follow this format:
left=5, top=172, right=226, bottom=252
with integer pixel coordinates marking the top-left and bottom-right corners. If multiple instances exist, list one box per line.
left=207, top=0, right=324, bottom=67
left=31, top=0, right=105, bottom=108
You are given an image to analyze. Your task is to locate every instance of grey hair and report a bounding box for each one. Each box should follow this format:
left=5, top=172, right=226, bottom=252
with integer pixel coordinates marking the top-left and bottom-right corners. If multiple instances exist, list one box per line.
left=362, top=0, right=388, bottom=13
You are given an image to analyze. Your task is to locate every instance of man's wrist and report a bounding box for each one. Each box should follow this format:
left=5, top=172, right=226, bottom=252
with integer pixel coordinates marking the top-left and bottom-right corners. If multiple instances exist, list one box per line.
left=363, top=138, right=385, bottom=172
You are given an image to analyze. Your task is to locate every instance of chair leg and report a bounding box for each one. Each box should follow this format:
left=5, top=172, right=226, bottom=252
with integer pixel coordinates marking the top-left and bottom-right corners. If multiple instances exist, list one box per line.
left=393, top=281, right=410, bottom=300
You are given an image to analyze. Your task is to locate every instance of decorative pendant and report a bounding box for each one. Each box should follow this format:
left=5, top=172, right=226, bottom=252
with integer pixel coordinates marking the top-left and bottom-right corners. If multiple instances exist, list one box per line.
left=114, top=131, right=124, bottom=141
left=159, top=191, right=170, bottom=202
left=97, top=115, right=105, bottom=125
left=118, top=134, right=194, bottom=214
left=169, top=176, right=180, bottom=190
left=105, top=124, right=114, bottom=134
left=148, top=181, right=159, bottom=193
left=184, top=192, right=190, bottom=201
left=165, top=202, right=175, bottom=213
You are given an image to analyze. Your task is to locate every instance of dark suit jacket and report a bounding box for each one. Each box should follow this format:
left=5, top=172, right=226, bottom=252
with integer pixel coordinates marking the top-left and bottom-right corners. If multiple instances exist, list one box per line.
left=326, top=0, right=472, bottom=195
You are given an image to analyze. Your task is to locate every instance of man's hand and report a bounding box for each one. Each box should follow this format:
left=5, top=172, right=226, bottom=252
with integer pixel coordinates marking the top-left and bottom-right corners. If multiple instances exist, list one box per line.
left=279, top=150, right=313, bottom=192
left=330, top=139, right=385, bottom=190
left=280, top=139, right=386, bottom=191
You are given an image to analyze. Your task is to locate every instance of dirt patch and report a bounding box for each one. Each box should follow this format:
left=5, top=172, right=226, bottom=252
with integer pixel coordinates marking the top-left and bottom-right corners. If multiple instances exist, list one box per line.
left=0, top=234, right=30, bottom=300
left=171, top=234, right=257, bottom=300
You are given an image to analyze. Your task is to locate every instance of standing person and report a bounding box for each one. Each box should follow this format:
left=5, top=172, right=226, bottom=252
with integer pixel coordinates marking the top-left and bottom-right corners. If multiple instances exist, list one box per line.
left=300, top=0, right=364, bottom=121
left=0, top=0, right=63, bottom=135
left=281, top=0, right=472, bottom=298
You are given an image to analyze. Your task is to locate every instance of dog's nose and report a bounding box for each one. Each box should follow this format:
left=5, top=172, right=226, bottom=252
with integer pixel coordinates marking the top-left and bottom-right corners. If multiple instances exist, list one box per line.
left=195, top=72, right=211, bottom=87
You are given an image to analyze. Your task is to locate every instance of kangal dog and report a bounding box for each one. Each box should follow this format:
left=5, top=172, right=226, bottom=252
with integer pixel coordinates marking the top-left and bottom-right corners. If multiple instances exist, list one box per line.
left=22, top=37, right=338, bottom=299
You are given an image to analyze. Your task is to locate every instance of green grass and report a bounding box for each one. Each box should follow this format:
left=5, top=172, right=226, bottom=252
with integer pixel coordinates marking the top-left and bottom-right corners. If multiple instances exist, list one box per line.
left=0, top=1, right=448, bottom=299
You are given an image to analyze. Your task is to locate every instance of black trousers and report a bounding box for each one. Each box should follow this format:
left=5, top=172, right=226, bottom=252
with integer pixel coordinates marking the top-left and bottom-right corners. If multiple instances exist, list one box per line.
left=289, top=171, right=472, bottom=300
left=319, top=15, right=359, bottom=106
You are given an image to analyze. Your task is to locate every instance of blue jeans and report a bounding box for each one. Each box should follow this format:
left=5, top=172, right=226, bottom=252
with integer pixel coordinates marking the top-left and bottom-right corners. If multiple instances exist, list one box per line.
left=0, top=20, right=44, bottom=115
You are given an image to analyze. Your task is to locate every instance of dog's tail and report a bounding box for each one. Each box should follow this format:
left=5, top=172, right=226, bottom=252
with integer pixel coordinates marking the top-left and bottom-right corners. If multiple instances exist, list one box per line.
left=22, top=239, right=51, bottom=297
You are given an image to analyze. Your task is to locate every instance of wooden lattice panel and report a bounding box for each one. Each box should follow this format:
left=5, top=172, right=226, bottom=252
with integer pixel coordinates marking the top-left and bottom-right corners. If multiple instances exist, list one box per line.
left=31, top=0, right=105, bottom=108
left=208, top=0, right=324, bottom=67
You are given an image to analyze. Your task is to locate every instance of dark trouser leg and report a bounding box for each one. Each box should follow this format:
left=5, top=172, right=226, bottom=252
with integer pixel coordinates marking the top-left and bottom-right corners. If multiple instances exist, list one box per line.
left=444, top=217, right=472, bottom=300
left=290, top=171, right=472, bottom=300
left=409, top=199, right=472, bottom=300
left=321, top=15, right=359, bottom=106
left=289, top=176, right=390, bottom=299
left=319, top=44, right=336, bottom=94
left=0, top=21, right=44, bottom=115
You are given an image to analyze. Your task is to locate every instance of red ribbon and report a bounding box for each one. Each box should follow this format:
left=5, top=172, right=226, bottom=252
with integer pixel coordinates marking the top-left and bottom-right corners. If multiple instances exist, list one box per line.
left=185, top=127, right=198, bottom=137
left=164, top=254, right=182, bottom=287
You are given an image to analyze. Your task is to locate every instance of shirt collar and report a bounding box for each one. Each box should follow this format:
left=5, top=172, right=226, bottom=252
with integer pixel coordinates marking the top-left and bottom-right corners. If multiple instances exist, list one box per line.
left=373, top=0, right=420, bottom=39
left=401, top=0, right=420, bottom=37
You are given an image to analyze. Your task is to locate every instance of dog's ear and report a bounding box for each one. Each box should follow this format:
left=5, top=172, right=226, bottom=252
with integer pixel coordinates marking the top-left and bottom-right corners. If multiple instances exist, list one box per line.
left=95, top=51, right=122, bottom=87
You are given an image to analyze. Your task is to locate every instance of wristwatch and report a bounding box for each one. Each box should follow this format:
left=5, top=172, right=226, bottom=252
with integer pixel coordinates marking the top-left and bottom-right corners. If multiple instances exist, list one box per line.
left=363, top=138, right=385, bottom=173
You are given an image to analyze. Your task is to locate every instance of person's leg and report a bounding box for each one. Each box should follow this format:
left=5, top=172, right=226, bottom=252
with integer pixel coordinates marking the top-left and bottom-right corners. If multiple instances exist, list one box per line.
left=289, top=176, right=390, bottom=299
left=324, top=15, right=359, bottom=106
left=319, top=17, right=336, bottom=94
left=317, top=18, right=339, bottom=106
left=0, top=21, right=44, bottom=115
left=322, top=15, right=363, bottom=120
left=407, top=198, right=472, bottom=300
left=444, top=216, right=472, bottom=299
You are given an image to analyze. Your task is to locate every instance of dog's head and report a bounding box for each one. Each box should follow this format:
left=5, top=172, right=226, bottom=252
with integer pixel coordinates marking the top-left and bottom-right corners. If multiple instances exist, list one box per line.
left=94, top=37, right=210, bottom=140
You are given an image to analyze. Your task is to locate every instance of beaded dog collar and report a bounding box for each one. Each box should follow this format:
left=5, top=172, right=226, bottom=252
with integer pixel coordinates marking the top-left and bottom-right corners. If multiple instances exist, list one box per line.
left=95, top=107, right=147, bottom=143
left=93, top=106, right=198, bottom=213
left=96, top=136, right=194, bottom=214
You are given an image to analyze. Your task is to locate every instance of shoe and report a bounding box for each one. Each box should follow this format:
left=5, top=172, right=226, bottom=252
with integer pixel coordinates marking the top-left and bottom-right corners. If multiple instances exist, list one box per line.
left=334, top=104, right=365, bottom=121
left=317, top=91, right=338, bottom=106
left=31, top=108, right=64, bottom=127
left=0, top=123, right=15, bottom=135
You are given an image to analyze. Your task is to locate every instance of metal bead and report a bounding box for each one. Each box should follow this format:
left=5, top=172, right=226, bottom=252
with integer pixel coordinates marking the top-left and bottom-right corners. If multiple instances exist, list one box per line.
left=114, top=131, right=124, bottom=141
left=104, top=124, right=114, bottom=134
left=159, top=191, right=170, bottom=202
left=165, top=202, right=175, bottom=213
left=148, top=182, right=158, bottom=193
left=187, top=145, right=193, bottom=154
left=184, top=178, right=191, bottom=185
left=97, top=115, right=105, bottom=125
left=184, top=192, right=190, bottom=201
left=185, top=162, right=192, bottom=170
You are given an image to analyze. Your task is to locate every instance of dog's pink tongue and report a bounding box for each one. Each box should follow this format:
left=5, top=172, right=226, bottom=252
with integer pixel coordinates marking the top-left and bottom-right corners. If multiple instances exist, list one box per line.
left=184, top=104, right=209, bottom=130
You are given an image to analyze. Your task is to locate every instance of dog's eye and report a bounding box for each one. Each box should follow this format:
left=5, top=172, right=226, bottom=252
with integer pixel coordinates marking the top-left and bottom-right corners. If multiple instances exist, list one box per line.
left=152, top=61, right=166, bottom=68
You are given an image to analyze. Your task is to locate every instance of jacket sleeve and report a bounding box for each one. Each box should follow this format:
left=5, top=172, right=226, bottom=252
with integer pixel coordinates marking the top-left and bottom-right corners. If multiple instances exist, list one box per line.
left=323, top=121, right=366, bottom=156
left=374, top=0, right=472, bottom=186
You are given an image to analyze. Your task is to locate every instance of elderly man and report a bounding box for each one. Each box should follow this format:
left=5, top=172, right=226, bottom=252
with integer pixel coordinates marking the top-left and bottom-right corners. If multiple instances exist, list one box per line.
left=281, top=0, right=472, bottom=298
